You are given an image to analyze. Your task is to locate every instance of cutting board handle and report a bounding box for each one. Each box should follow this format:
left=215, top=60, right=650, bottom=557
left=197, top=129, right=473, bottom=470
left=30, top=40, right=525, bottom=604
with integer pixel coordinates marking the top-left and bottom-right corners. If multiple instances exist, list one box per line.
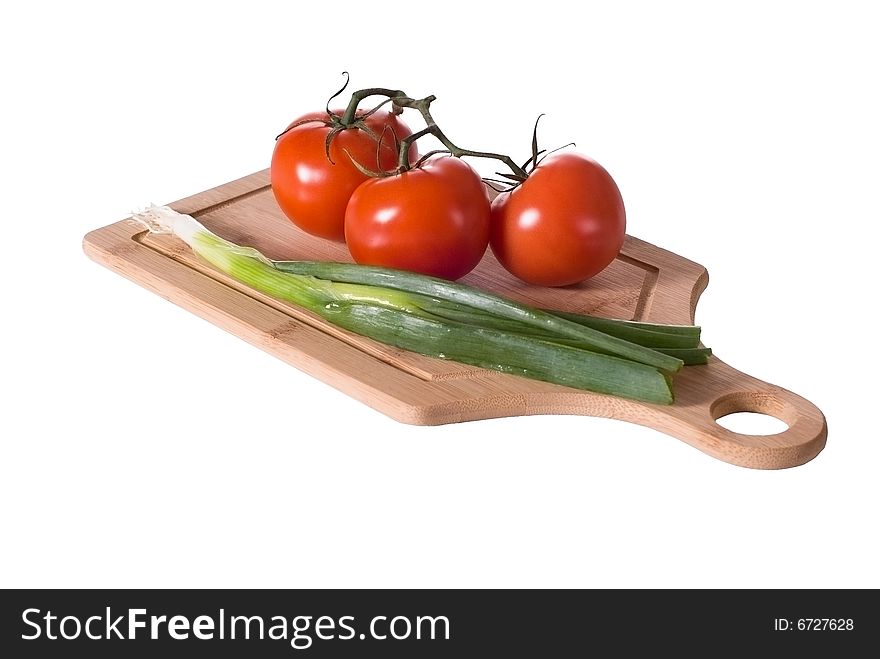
left=652, top=358, right=827, bottom=469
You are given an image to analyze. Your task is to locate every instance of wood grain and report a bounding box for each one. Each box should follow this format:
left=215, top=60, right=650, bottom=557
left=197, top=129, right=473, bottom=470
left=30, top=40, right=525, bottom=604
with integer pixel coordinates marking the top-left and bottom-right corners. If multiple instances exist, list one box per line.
left=83, top=170, right=827, bottom=469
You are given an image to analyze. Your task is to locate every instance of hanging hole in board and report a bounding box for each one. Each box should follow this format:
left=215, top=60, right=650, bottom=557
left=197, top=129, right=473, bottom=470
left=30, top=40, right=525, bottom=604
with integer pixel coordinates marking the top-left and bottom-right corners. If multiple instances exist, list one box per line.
left=710, top=392, right=794, bottom=437
left=715, top=411, right=789, bottom=435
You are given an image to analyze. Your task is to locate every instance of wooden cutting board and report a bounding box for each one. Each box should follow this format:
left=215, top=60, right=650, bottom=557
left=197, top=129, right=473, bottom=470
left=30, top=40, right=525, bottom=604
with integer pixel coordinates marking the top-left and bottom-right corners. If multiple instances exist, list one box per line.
left=83, top=170, right=826, bottom=469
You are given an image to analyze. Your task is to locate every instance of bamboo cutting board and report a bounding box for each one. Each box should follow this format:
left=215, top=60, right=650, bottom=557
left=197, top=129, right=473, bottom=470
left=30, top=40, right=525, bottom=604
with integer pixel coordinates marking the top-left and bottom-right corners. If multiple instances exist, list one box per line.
left=83, top=170, right=826, bottom=469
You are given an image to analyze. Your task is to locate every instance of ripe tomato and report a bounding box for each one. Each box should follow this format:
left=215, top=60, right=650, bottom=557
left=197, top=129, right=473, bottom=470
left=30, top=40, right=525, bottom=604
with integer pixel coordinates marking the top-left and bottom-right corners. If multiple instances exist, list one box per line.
left=344, top=156, right=490, bottom=280
left=489, top=153, right=626, bottom=286
left=270, top=109, right=416, bottom=242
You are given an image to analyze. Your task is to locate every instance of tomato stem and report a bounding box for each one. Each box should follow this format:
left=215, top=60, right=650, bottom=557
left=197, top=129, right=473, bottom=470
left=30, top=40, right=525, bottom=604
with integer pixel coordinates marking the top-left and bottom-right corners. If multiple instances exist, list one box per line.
left=324, top=72, right=352, bottom=120
left=340, top=87, right=408, bottom=125
left=393, top=96, right=529, bottom=179
left=335, top=84, right=530, bottom=181
left=528, top=114, right=545, bottom=172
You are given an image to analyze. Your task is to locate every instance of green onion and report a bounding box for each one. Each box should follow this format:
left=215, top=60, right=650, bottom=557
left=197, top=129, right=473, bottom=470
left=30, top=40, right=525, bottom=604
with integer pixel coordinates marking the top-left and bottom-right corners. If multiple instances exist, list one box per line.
left=549, top=309, right=700, bottom=339
left=133, top=206, right=710, bottom=405
left=654, top=347, right=712, bottom=365
left=390, top=300, right=702, bottom=351
left=325, top=303, right=674, bottom=404
left=273, top=260, right=683, bottom=372
left=544, top=310, right=701, bottom=349
left=513, top=336, right=712, bottom=365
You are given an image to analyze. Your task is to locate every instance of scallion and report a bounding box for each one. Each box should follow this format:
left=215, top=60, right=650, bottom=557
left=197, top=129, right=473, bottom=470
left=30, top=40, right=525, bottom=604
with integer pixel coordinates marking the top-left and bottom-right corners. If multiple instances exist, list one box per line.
left=133, top=206, right=711, bottom=405
left=273, top=260, right=683, bottom=372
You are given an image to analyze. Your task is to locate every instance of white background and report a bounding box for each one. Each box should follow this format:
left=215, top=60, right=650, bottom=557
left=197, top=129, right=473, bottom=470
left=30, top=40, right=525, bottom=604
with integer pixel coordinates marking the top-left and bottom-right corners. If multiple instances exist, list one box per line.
left=2, top=1, right=878, bottom=588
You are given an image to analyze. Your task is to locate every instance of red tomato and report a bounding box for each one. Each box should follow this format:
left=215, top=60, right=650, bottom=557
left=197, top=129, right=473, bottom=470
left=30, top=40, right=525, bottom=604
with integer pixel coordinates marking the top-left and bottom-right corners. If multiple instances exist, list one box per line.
left=270, top=109, right=416, bottom=242
left=489, top=153, right=626, bottom=286
left=344, top=156, right=490, bottom=280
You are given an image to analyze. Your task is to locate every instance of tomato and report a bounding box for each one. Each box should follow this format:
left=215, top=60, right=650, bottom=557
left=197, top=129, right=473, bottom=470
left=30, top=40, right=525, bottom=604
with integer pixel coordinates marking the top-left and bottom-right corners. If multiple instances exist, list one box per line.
left=489, top=153, right=626, bottom=286
left=270, top=109, right=416, bottom=242
left=344, top=156, right=490, bottom=280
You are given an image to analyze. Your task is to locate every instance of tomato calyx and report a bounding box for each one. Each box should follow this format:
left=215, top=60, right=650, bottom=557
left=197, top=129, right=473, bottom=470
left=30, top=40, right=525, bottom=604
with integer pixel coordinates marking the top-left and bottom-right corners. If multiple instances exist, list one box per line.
left=275, top=72, right=409, bottom=165
left=483, top=115, right=576, bottom=193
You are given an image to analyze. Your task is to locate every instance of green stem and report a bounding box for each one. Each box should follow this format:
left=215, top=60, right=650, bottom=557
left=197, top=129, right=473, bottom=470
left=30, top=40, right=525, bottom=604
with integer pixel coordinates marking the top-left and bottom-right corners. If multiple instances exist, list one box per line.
left=393, top=95, right=529, bottom=178
left=340, top=88, right=407, bottom=125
